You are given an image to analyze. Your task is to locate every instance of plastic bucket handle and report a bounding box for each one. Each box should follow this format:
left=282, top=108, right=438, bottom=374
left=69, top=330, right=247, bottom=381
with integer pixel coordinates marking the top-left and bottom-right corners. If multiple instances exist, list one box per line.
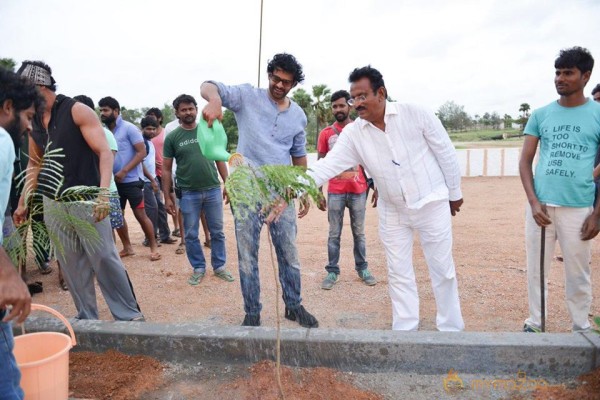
left=22, top=304, right=77, bottom=346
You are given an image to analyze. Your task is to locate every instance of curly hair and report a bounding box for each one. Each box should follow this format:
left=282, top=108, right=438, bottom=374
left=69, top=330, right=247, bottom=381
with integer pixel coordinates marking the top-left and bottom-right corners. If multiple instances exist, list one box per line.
left=0, top=67, right=44, bottom=113
left=267, top=53, right=305, bottom=84
left=555, top=46, right=594, bottom=74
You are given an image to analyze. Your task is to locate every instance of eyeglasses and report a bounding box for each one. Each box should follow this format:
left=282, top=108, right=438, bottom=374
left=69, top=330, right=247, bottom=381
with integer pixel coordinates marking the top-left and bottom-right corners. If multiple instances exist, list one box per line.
left=268, top=73, right=295, bottom=87
left=347, top=94, right=367, bottom=106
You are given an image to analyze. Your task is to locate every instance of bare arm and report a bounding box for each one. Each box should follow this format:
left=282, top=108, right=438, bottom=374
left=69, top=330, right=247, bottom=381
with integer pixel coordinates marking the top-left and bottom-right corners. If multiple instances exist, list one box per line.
left=162, top=157, right=175, bottom=215
left=13, top=135, right=44, bottom=225
left=519, top=135, right=551, bottom=227
left=72, top=103, right=112, bottom=221
left=0, top=247, right=31, bottom=323
left=291, top=155, right=307, bottom=169
left=215, top=161, right=229, bottom=204
left=72, top=103, right=112, bottom=190
left=200, top=82, right=223, bottom=127
left=115, top=141, right=146, bottom=183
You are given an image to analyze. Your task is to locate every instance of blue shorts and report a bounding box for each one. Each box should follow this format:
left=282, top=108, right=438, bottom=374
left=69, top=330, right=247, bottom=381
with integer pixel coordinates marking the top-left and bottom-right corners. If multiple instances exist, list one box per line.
left=109, top=195, right=124, bottom=229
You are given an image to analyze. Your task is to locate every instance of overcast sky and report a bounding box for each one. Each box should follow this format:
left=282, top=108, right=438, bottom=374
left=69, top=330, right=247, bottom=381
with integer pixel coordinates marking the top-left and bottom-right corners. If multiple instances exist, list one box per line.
left=2, top=0, right=599, bottom=118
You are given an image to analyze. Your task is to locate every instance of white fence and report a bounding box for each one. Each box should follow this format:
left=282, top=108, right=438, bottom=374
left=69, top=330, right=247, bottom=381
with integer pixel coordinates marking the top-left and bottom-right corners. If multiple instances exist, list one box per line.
left=307, top=148, right=522, bottom=177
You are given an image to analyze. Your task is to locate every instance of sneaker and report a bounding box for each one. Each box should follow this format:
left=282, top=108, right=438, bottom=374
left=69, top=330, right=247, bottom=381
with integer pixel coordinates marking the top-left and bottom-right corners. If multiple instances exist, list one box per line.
left=321, top=272, right=339, bottom=290
left=188, top=272, right=205, bottom=286
left=358, top=269, right=377, bottom=286
left=172, top=228, right=181, bottom=237
left=242, top=314, right=261, bottom=327
left=214, top=269, right=235, bottom=282
left=523, top=324, right=541, bottom=333
left=285, top=305, right=319, bottom=328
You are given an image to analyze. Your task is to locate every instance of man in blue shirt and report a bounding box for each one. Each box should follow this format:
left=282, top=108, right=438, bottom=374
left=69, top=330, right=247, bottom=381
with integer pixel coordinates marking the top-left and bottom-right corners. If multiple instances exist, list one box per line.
left=201, top=53, right=318, bottom=328
left=0, top=67, right=40, bottom=400
left=520, top=46, right=600, bottom=332
left=98, top=97, right=161, bottom=261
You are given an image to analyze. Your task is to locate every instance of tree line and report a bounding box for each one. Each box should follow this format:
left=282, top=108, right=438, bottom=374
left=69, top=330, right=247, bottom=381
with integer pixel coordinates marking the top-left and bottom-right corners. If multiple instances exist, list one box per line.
left=435, top=100, right=531, bottom=132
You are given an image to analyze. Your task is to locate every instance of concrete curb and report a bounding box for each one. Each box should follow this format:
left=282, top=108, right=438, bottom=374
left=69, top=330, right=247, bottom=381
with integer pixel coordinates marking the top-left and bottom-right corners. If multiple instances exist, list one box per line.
left=16, top=317, right=600, bottom=377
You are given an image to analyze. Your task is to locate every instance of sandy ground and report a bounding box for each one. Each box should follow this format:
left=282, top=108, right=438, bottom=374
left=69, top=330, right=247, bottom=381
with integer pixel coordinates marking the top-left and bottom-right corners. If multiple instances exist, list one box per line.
left=26, top=176, right=600, bottom=332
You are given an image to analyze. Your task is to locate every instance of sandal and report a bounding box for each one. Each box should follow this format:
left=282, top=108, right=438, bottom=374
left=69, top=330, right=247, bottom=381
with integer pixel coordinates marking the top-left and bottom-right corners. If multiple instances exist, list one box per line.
left=150, top=253, right=162, bottom=261
left=175, top=244, right=186, bottom=255
left=59, top=278, right=68, bottom=291
left=119, top=249, right=135, bottom=258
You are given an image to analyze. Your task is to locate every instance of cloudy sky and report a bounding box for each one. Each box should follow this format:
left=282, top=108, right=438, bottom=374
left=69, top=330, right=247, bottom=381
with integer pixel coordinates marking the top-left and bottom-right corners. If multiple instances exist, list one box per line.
left=2, top=0, right=599, bottom=118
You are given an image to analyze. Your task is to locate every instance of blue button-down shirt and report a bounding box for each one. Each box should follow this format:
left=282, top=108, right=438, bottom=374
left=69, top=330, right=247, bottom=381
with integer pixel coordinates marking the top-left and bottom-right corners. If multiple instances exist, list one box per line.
left=210, top=82, right=307, bottom=167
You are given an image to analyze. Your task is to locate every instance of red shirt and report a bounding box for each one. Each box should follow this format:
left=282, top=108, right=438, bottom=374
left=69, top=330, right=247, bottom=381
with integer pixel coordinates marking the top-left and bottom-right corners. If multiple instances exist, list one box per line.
left=317, top=121, right=367, bottom=194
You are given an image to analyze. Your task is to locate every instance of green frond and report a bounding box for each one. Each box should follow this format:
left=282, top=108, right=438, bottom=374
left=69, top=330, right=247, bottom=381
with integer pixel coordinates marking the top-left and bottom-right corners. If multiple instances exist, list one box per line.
left=8, top=143, right=104, bottom=270
left=226, top=164, right=323, bottom=220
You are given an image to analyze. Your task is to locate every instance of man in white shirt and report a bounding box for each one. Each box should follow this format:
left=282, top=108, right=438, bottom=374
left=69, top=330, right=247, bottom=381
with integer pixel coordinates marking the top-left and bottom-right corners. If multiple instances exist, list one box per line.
left=307, top=66, right=464, bottom=331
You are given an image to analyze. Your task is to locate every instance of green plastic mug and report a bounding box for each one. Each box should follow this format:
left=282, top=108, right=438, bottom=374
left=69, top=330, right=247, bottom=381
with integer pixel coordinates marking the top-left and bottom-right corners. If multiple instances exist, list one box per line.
left=196, top=119, right=231, bottom=161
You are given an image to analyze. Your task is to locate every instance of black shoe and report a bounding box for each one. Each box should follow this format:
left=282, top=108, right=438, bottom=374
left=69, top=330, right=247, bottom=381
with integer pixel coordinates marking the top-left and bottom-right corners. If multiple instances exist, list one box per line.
left=38, top=261, right=53, bottom=275
left=242, top=314, right=261, bottom=327
left=285, top=305, right=319, bottom=328
left=160, top=237, right=178, bottom=244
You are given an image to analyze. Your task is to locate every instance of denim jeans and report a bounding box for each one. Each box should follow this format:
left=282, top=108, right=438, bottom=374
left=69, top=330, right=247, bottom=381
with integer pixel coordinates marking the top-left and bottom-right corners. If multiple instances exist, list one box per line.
left=233, top=203, right=302, bottom=315
left=326, top=192, right=368, bottom=275
left=180, top=187, right=226, bottom=273
left=0, top=311, right=24, bottom=399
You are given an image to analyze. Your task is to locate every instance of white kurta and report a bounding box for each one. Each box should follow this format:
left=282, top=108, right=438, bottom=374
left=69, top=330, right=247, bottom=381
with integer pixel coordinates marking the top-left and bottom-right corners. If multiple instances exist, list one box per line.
left=308, top=102, right=464, bottom=331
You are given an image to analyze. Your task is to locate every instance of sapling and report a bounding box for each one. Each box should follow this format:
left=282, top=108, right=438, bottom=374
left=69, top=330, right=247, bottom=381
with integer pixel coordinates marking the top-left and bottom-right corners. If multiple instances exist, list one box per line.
left=225, top=154, right=323, bottom=399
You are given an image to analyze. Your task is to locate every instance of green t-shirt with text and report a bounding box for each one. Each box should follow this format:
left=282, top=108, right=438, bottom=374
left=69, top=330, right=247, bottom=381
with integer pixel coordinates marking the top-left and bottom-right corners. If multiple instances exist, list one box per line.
left=524, top=99, right=600, bottom=207
left=163, top=126, right=220, bottom=191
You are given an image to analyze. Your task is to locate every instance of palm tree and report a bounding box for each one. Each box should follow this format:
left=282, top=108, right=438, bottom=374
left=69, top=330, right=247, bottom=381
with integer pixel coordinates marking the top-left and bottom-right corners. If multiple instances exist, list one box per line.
left=312, top=84, right=331, bottom=146
left=518, top=103, right=531, bottom=131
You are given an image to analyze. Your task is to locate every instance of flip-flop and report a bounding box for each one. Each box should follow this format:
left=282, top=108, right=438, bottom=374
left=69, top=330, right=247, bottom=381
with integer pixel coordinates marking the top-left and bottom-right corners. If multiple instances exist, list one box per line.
left=175, top=244, right=186, bottom=255
left=119, top=250, right=135, bottom=258
left=59, top=279, right=68, bottom=291
left=150, top=253, right=162, bottom=261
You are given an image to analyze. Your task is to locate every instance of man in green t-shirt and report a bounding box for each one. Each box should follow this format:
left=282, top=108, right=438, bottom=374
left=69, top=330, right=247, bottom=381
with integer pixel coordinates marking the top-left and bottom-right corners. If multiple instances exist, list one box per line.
left=520, top=46, right=600, bottom=333
left=162, top=94, right=233, bottom=285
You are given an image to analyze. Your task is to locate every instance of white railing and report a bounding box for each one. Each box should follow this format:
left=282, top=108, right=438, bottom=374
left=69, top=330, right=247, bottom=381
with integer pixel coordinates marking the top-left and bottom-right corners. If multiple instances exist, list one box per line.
left=307, top=148, right=522, bottom=177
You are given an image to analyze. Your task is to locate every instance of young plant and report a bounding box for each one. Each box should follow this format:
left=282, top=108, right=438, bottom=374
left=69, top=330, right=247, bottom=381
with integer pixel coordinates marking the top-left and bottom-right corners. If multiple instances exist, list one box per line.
left=225, top=155, right=323, bottom=400
left=6, top=145, right=107, bottom=268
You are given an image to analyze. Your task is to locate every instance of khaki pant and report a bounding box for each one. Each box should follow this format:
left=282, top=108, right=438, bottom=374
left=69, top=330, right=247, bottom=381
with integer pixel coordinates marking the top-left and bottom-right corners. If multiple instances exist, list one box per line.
left=525, top=204, right=592, bottom=331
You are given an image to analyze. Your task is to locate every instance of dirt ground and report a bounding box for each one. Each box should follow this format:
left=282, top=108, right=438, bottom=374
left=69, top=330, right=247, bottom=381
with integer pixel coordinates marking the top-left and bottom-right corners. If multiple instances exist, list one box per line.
left=23, top=175, right=600, bottom=399
left=26, top=175, right=600, bottom=332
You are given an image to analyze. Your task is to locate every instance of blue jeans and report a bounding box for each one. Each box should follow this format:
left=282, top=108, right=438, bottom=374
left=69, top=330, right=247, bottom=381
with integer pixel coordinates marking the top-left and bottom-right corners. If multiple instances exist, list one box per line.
left=180, top=187, right=226, bottom=273
left=326, top=192, right=368, bottom=275
left=0, top=311, right=24, bottom=399
left=233, top=203, right=302, bottom=315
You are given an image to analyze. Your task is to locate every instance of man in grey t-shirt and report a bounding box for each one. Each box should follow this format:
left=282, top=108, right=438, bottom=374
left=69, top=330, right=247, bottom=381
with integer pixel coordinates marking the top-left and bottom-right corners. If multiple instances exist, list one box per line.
left=201, top=53, right=318, bottom=328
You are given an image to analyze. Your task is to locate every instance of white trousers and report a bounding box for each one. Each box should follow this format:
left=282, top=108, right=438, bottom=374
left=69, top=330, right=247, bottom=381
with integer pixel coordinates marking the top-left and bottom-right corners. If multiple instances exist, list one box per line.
left=525, top=204, right=592, bottom=331
left=378, top=199, right=464, bottom=331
